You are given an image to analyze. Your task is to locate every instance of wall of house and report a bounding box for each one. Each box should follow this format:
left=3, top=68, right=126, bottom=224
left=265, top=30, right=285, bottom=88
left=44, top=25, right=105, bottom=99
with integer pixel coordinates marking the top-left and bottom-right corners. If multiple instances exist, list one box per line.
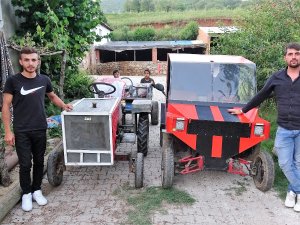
left=93, top=25, right=111, bottom=45
left=96, top=61, right=167, bottom=76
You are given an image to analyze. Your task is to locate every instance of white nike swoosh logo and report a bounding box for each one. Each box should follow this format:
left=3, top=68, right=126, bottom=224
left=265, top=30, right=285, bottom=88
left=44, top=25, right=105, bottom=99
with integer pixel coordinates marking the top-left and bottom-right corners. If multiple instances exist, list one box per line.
left=20, top=86, right=44, bottom=95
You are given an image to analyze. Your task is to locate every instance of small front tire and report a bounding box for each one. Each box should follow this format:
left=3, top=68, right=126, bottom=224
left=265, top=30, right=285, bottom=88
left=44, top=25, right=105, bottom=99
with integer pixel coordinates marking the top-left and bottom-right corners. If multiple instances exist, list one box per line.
left=252, top=151, right=274, bottom=192
left=135, top=153, right=144, bottom=188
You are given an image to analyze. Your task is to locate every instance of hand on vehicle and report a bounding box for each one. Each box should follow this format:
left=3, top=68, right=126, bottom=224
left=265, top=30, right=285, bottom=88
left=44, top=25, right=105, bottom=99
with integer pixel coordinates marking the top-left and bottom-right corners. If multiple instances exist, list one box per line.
left=63, top=104, right=73, bottom=112
left=228, top=108, right=243, bottom=115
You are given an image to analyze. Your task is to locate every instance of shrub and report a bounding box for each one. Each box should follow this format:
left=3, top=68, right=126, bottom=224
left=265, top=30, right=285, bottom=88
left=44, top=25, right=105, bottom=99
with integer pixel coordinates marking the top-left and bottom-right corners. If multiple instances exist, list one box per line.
left=180, top=21, right=199, bottom=40
left=64, top=70, right=94, bottom=99
left=133, top=27, right=155, bottom=41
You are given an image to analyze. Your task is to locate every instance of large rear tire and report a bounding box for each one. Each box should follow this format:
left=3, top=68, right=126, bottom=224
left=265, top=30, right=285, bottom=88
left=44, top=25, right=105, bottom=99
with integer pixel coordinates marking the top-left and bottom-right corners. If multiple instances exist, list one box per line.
left=47, top=148, right=64, bottom=186
left=151, top=101, right=159, bottom=125
left=137, top=113, right=149, bottom=156
left=135, top=153, right=144, bottom=188
left=252, top=151, right=274, bottom=192
left=161, top=134, right=174, bottom=189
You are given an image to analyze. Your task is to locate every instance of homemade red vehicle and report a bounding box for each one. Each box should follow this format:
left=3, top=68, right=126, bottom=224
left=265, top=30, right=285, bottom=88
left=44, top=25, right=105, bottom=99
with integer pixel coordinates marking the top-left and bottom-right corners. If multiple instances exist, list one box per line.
left=160, top=54, right=274, bottom=191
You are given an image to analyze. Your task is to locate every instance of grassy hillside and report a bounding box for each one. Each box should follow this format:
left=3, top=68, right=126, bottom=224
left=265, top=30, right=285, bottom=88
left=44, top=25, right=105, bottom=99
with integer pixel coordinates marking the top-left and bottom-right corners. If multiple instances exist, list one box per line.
left=106, top=8, right=245, bottom=29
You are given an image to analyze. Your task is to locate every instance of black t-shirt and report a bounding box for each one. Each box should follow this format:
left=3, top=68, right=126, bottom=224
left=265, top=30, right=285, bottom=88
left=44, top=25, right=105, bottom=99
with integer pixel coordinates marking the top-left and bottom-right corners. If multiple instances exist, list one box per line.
left=140, top=78, right=155, bottom=85
left=3, top=73, right=53, bottom=132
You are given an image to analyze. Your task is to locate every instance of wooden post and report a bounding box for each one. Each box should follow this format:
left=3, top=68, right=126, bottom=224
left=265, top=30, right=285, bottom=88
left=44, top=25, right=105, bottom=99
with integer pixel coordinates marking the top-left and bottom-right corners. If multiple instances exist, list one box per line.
left=59, top=50, right=67, bottom=100
left=0, top=142, right=11, bottom=187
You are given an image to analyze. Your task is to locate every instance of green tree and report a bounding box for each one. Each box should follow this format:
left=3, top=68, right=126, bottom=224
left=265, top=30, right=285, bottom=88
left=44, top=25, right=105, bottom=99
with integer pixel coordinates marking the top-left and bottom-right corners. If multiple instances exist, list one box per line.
left=132, top=0, right=141, bottom=12
left=140, top=0, right=155, bottom=12
left=10, top=0, right=105, bottom=99
left=212, top=0, right=300, bottom=89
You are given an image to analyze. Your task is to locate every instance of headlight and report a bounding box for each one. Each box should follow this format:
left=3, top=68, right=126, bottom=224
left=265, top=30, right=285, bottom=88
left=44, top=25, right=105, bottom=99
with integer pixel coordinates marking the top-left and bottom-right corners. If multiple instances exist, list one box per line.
left=175, top=118, right=185, bottom=131
left=254, top=123, right=264, bottom=136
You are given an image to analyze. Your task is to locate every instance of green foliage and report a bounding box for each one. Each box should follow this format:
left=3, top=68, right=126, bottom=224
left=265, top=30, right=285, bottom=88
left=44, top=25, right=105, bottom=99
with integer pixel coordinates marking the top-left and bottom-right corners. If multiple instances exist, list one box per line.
left=106, top=9, right=244, bottom=29
left=64, top=70, right=94, bottom=99
left=133, top=27, right=156, bottom=41
left=212, top=0, right=300, bottom=89
left=10, top=0, right=105, bottom=89
left=122, top=0, right=251, bottom=13
left=111, top=21, right=198, bottom=41
left=111, top=26, right=135, bottom=41
left=180, top=21, right=199, bottom=40
left=47, top=126, right=62, bottom=138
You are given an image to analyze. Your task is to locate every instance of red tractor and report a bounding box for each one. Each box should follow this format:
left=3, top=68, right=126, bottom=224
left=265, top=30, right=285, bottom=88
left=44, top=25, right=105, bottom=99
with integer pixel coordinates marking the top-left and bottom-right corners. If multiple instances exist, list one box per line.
left=160, top=54, right=275, bottom=192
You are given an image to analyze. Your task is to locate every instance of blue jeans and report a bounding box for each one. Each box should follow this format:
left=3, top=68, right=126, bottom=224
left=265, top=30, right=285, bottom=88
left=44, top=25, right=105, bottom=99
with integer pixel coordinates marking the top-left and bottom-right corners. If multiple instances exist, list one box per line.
left=275, top=126, right=300, bottom=194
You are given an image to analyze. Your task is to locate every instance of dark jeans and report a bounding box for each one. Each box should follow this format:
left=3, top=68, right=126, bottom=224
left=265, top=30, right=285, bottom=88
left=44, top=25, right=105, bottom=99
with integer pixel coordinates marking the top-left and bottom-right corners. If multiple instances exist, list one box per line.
left=15, top=130, right=47, bottom=194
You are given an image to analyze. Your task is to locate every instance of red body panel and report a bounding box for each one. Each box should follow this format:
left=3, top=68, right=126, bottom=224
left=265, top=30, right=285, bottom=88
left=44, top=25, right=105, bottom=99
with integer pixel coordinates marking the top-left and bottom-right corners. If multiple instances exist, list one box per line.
left=111, top=101, right=121, bottom=156
left=166, top=103, right=270, bottom=157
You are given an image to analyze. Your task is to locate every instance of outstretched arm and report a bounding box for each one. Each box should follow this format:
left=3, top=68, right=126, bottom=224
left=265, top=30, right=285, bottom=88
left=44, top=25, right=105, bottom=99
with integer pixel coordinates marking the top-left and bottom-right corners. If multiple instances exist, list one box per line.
left=46, top=92, right=73, bottom=111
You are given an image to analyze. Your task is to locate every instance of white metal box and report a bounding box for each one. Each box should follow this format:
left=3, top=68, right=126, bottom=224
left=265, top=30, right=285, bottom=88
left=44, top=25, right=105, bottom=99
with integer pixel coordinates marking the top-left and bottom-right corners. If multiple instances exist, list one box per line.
left=61, top=98, right=120, bottom=166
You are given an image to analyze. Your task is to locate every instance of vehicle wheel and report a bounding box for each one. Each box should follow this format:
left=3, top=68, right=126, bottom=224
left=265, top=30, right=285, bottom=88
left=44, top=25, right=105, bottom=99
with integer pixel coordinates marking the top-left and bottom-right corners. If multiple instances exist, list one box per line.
left=151, top=101, right=159, bottom=125
left=161, top=134, right=174, bottom=189
left=47, top=148, right=64, bottom=186
left=135, top=153, right=144, bottom=188
left=240, top=144, right=261, bottom=161
left=252, top=151, right=274, bottom=192
left=137, top=113, right=149, bottom=156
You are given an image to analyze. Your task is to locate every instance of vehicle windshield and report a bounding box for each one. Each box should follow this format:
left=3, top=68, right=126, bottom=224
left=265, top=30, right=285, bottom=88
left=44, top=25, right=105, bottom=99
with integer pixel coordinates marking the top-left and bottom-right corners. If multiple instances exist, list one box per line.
left=169, top=62, right=256, bottom=103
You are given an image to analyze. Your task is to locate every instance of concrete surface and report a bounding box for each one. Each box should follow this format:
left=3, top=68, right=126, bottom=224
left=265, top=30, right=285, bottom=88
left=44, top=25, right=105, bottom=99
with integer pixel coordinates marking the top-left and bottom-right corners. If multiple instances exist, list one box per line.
left=1, top=76, right=299, bottom=225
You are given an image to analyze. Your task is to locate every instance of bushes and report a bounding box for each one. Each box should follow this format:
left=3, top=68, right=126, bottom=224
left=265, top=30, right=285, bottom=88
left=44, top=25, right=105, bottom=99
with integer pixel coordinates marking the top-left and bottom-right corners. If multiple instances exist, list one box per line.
left=133, top=27, right=156, bottom=41
left=180, top=21, right=199, bottom=40
left=64, top=70, right=94, bottom=100
left=111, top=22, right=199, bottom=41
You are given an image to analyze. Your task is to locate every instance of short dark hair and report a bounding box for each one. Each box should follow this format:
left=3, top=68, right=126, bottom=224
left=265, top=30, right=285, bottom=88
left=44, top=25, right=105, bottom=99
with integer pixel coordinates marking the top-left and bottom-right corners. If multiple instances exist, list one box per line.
left=284, top=43, right=300, bottom=55
left=113, top=69, right=119, bottom=75
left=19, top=47, right=39, bottom=59
left=144, top=69, right=151, bottom=74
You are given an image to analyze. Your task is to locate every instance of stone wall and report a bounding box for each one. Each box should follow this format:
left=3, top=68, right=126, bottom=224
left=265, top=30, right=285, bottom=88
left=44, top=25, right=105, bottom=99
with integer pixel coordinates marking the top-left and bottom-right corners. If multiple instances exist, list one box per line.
left=96, top=61, right=167, bottom=76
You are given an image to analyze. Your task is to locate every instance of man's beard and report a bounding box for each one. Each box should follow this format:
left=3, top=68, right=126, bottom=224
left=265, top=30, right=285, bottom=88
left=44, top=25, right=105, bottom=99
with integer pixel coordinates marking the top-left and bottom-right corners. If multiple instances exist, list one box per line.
left=24, top=66, right=37, bottom=73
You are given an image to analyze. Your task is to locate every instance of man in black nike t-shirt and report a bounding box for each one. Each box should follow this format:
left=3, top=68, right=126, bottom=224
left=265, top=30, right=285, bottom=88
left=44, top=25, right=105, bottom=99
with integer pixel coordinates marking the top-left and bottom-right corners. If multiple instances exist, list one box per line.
left=1, top=47, right=73, bottom=212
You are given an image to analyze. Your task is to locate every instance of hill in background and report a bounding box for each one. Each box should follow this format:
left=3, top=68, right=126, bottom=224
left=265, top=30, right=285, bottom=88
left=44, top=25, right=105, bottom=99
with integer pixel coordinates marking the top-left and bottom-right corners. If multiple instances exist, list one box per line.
left=101, top=0, right=126, bottom=13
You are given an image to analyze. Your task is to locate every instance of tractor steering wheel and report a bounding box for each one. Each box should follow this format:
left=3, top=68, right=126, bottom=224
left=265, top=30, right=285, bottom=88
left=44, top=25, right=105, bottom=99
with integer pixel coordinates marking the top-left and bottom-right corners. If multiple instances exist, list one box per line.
left=88, top=82, right=116, bottom=98
left=121, top=77, right=134, bottom=88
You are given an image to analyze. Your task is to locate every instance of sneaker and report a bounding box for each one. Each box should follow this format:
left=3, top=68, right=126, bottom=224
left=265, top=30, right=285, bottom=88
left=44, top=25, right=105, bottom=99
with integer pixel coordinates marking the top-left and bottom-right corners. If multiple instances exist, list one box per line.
left=32, top=190, right=48, bottom=206
left=294, top=195, right=300, bottom=212
left=285, top=191, right=296, bottom=208
left=22, top=193, right=32, bottom=212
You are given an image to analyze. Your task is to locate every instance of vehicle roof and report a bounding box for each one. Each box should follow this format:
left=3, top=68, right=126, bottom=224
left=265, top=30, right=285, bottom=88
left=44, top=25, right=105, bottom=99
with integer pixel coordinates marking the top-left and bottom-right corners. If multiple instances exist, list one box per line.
left=168, top=53, right=255, bottom=64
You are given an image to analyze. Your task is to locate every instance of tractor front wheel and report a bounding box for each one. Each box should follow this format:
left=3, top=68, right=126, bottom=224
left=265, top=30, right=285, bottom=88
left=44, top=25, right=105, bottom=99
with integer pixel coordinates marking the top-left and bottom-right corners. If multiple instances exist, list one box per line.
left=252, top=151, right=274, bottom=192
left=161, top=134, right=174, bottom=188
left=47, top=147, right=64, bottom=186
left=135, top=153, right=144, bottom=188
left=137, top=113, right=149, bottom=156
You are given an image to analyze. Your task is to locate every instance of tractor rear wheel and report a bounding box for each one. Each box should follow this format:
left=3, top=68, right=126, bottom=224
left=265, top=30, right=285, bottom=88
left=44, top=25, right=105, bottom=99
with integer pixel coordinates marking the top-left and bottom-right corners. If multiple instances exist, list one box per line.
left=151, top=101, right=159, bottom=125
left=252, top=151, right=274, bottom=192
left=137, top=113, right=149, bottom=156
left=135, top=153, right=144, bottom=188
left=161, top=134, right=174, bottom=188
left=47, top=148, right=64, bottom=186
